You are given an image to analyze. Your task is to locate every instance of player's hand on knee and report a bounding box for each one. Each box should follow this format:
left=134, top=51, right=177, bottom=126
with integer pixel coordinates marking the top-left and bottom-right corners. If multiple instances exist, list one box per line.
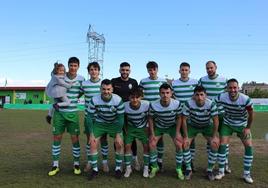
left=242, top=128, right=251, bottom=140
left=182, top=137, right=190, bottom=149
left=211, top=136, right=219, bottom=149
left=175, top=133, right=183, bottom=143
left=149, top=135, right=156, bottom=148
left=115, top=134, right=123, bottom=147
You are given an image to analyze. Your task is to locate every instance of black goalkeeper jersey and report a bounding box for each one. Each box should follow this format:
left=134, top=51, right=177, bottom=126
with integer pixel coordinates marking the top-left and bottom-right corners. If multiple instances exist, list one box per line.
left=111, top=77, right=138, bottom=102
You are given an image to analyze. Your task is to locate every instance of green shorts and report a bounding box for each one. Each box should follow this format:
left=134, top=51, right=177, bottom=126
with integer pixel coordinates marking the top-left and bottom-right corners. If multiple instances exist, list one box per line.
left=84, top=115, right=93, bottom=134
left=93, top=121, right=123, bottom=139
left=124, top=125, right=148, bottom=145
left=52, top=111, right=80, bottom=135
left=154, top=126, right=176, bottom=138
left=187, top=124, right=213, bottom=138
left=220, top=124, right=252, bottom=140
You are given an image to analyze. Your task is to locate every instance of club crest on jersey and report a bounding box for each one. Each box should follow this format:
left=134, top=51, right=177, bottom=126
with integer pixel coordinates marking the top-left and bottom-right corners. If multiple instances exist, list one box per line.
left=204, top=109, right=209, bottom=115
left=110, top=106, right=116, bottom=112
left=216, top=83, right=220, bottom=87
left=170, top=110, right=175, bottom=115
left=190, top=85, right=194, bottom=89
left=128, top=84, right=133, bottom=89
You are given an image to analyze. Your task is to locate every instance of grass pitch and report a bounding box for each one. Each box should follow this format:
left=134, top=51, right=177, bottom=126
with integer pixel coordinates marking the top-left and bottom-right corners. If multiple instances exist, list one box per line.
left=0, top=110, right=267, bottom=188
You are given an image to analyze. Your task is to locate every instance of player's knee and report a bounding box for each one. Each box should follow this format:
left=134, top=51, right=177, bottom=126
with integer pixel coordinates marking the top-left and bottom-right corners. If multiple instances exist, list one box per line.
left=53, top=135, right=62, bottom=141
left=89, top=138, right=98, bottom=150
left=243, top=140, right=252, bottom=147
left=115, top=141, right=123, bottom=150
left=125, top=144, right=132, bottom=152
left=175, top=141, right=183, bottom=150
left=143, top=144, right=149, bottom=153
left=149, top=141, right=156, bottom=150
left=210, top=142, right=219, bottom=150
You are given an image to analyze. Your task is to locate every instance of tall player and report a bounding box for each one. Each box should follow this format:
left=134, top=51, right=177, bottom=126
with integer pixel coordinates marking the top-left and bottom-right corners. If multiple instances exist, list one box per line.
left=172, top=62, right=198, bottom=170
left=199, top=60, right=230, bottom=173
left=139, top=61, right=166, bottom=170
left=48, top=57, right=85, bottom=176
left=82, top=62, right=109, bottom=173
left=111, top=62, right=139, bottom=170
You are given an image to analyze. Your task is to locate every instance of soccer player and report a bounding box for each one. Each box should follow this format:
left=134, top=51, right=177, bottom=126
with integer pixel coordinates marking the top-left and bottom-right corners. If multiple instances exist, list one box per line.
left=111, top=62, right=140, bottom=170
left=148, top=83, right=184, bottom=180
left=139, top=61, right=166, bottom=170
left=215, top=78, right=254, bottom=184
left=82, top=62, right=109, bottom=173
left=172, top=62, right=198, bottom=103
left=182, top=85, right=219, bottom=181
left=124, top=88, right=150, bottom=178
left=199, top=60, right=230, bottom=173
left=48, top=57, right=85, bottom=176
left=87, top=79, right=125, bottom=180
left=172, top=62, right=198, bottom=170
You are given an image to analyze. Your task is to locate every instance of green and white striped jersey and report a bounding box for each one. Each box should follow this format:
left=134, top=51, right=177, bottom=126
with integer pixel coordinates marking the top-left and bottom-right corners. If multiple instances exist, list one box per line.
left=59, top=74, right=85, bottom=113
left=81, top=79, right=101, bottom=116
left=199, top=75, right=227, bottom=100
left=139, top=77, right=166, bottom=102
left=183, top=98, right=218, bottom=128
left=88, top=94, right=124, bottom=124
left=172, top=78, right=198, bottom=104
left=125, top=100, right=150, bottom=129
left=215, top=92, right=253, bottom=127
left=149, top=98, right=182, bottom=129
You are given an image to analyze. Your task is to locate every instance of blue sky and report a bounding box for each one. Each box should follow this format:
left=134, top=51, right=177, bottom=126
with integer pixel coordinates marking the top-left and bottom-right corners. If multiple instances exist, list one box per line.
left=1, top=0, right=268, bottom=86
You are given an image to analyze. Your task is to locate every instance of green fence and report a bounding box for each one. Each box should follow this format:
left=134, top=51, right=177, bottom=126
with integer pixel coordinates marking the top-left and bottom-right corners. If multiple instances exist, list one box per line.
left=3, top=104, right=85, bottom=110
left=253, top=105, right=268, bottom=112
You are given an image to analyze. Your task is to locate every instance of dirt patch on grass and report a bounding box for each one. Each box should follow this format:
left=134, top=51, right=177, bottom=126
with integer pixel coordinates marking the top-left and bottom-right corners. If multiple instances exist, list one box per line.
left=16, top=132, right=49, bottom=140
left=230, top=138, right=268, bottom=155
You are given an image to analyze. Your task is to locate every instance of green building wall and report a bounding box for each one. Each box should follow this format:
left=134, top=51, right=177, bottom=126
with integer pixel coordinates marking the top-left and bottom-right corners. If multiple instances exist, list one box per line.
left=0, top=90, right=52, bottom=104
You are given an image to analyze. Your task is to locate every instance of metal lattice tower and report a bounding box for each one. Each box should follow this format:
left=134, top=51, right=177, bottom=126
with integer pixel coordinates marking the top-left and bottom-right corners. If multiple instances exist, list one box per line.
left=87, top=24, right=105, bottom=78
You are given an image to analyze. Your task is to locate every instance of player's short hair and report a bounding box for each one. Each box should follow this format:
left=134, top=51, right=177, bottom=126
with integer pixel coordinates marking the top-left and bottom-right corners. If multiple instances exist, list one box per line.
left=194, top=85, right=206, bottom=93
left=101, top=79, right=112, bottom=86
left=146, top=61, right=158, bottom=69
left=206, top=60, right=216, bottom=66
left=227, top=78, right=239, bottom=85
left=159, top=83, right=172, bottom=91
left=87, top=62, right=100, bottom=71
left=129, top=87, right=143, bottom=98
left=180, top=62, right=190, bottom=68
left=68, top=57, right=80, bottom=66
left=120, top=62, right=130, bottom=68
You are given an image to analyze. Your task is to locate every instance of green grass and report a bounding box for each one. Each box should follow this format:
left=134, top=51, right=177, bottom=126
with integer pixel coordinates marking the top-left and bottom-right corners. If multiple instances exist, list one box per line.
left=0, top=110, right=268, bottom=188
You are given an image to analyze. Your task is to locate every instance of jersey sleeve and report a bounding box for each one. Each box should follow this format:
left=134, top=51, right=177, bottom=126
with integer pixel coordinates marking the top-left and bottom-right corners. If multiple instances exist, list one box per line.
left=182, top=101, right=190, bottom=116
left=148, top=103, right=155, bottom=117
left=215, top=94, right=224, bottom=115
left=210, top=101, right=219, bottom=117
left=245, top=97, right=253, bottom=111
left=116, top=99, right=125, bottom=115
left=176, top=101, right=182, bottom=116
